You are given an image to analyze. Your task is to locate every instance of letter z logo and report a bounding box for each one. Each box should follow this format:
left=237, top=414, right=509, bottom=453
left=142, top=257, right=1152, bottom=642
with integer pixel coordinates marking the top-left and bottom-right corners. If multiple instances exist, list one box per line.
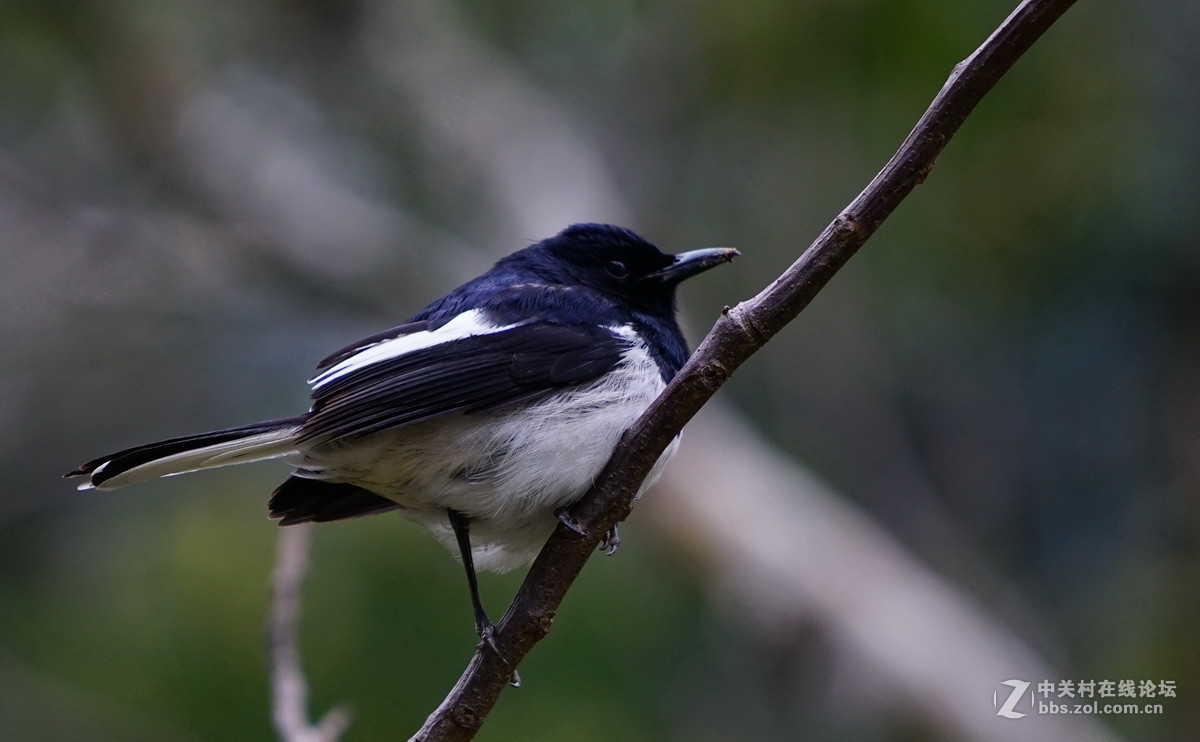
left=994, top=679, right=1031, bottom=719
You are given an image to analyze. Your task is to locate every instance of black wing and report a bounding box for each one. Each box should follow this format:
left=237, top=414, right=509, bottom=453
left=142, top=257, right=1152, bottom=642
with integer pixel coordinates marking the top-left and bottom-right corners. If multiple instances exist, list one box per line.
left=300, top=322, right=629, bottom=444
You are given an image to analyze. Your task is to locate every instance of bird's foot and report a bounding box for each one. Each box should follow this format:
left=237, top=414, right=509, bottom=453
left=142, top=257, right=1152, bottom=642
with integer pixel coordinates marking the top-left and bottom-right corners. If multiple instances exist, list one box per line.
left=555, top=506, right=588, bottom=537
left=600, top=523, right=621, bottom=556
left=476, top=617, right=502, bottom=656
left=476, top=618, right=518, bottom=683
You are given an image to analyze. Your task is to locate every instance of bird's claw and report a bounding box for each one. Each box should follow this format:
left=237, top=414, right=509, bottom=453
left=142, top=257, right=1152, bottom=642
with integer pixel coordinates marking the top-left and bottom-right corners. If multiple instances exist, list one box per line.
left=476, top=618, right=503, bottom=657
left=600, top=523, right=621, bottom=556
left=555, top=506, right=588, bottom=537
left=557, top=508, right=621, bottom=555
left=475, top=620, right=518, bottom=677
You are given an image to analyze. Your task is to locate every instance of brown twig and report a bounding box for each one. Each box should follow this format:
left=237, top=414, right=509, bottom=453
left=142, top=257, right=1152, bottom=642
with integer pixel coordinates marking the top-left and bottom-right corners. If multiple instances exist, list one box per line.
left=408, top=0, right=1081, bottom=739
left=269, top=524, right=352, bottom=742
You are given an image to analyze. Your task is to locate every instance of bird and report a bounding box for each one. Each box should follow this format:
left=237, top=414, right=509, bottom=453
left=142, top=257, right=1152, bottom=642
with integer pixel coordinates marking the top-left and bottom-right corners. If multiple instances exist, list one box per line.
left=65, top=223, right=738, bottom=642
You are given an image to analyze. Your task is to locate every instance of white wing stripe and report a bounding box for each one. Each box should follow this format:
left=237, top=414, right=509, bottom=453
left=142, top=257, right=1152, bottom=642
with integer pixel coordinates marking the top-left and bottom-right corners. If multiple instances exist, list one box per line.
left=308, top=309, right=516, bottom=389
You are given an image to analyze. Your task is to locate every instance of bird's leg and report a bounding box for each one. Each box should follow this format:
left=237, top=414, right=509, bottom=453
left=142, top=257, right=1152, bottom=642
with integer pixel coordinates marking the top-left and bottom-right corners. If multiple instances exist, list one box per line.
left=447, top=509, right=500, bottom=655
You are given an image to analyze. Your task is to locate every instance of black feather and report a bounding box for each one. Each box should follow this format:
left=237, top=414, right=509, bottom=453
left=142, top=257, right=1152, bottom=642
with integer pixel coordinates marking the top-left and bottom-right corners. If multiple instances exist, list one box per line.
left=300, top=323, right=627, bottom=444
left=269, top=477, right=401, bottom=525
left=66, top=415, right=307, bottom=487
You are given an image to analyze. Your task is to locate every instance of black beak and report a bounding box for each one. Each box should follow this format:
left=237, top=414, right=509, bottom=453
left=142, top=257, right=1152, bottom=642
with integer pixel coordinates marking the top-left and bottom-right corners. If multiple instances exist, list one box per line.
left=646, top=247, right=740, bottom=284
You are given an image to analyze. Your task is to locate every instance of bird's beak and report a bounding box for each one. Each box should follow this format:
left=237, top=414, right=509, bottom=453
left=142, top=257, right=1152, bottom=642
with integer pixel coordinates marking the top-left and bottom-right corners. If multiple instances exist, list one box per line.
left=646, top=247, right=740, bottom=284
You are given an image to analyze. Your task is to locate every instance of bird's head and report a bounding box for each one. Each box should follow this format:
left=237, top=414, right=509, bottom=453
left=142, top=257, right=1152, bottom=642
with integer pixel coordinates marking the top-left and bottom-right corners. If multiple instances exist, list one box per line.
left=511, top=223, right=738, bottom=314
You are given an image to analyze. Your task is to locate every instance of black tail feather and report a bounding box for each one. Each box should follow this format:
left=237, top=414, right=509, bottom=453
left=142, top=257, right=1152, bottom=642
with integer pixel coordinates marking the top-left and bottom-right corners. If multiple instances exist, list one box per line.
left=65, top=415, right=308, bottom=487
left=269, top=477, right=401, bottom=526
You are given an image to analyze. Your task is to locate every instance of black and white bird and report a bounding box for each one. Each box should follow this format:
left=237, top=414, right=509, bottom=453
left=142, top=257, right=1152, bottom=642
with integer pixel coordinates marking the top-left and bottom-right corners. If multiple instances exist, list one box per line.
left=66, top=223, right=737, bottom=640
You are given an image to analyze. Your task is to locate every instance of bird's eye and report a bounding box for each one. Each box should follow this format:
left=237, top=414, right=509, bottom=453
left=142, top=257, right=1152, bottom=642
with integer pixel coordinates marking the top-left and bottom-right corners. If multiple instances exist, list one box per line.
left=605, top=260, right=629, bottom=279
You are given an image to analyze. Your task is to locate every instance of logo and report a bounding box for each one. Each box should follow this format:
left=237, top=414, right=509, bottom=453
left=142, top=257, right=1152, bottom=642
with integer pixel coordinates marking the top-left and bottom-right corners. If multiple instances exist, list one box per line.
left=994, top=679, right=1031, bottom=719
left=994, top=677, right=1174, bottom=718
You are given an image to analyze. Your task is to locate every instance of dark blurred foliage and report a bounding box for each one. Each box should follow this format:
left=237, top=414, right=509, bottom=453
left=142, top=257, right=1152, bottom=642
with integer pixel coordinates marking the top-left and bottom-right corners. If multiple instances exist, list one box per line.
left=1, top=0, right=1197, bottom=740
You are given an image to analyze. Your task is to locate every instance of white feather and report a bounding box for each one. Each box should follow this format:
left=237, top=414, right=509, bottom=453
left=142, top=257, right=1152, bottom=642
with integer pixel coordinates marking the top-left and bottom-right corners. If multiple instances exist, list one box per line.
left=309, top=309, right=514, bottom=388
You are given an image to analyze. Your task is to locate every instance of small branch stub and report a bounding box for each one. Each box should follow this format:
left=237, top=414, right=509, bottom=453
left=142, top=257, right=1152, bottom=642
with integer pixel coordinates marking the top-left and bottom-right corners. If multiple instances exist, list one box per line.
left=270, top=525, right=351, bottom=742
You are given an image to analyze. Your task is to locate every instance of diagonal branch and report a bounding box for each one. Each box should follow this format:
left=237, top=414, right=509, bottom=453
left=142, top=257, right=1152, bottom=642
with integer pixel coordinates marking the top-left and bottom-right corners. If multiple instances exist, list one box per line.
left=410, top=0, right=1080, bottom=739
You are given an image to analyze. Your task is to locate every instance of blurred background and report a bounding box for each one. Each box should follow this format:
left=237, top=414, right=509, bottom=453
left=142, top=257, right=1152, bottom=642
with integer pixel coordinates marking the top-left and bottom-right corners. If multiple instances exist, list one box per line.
left=1, top=0, right=1196, bottom=740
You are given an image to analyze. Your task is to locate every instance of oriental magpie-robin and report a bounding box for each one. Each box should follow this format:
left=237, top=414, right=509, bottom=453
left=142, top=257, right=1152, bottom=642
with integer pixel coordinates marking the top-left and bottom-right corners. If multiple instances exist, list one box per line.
left=66, top=223, right=737, bottom=641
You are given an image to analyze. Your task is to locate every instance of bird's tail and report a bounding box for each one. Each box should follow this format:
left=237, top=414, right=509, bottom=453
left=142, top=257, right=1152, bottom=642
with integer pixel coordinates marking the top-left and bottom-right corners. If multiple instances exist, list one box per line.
left=65, top=415, right=308, bottom=491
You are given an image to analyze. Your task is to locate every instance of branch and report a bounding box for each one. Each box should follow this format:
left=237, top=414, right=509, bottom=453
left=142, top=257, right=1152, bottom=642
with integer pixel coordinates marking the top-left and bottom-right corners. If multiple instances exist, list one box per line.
left=269, top=524, right=352, bottom=742
left=409, top=0, right=1081, bottom=738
